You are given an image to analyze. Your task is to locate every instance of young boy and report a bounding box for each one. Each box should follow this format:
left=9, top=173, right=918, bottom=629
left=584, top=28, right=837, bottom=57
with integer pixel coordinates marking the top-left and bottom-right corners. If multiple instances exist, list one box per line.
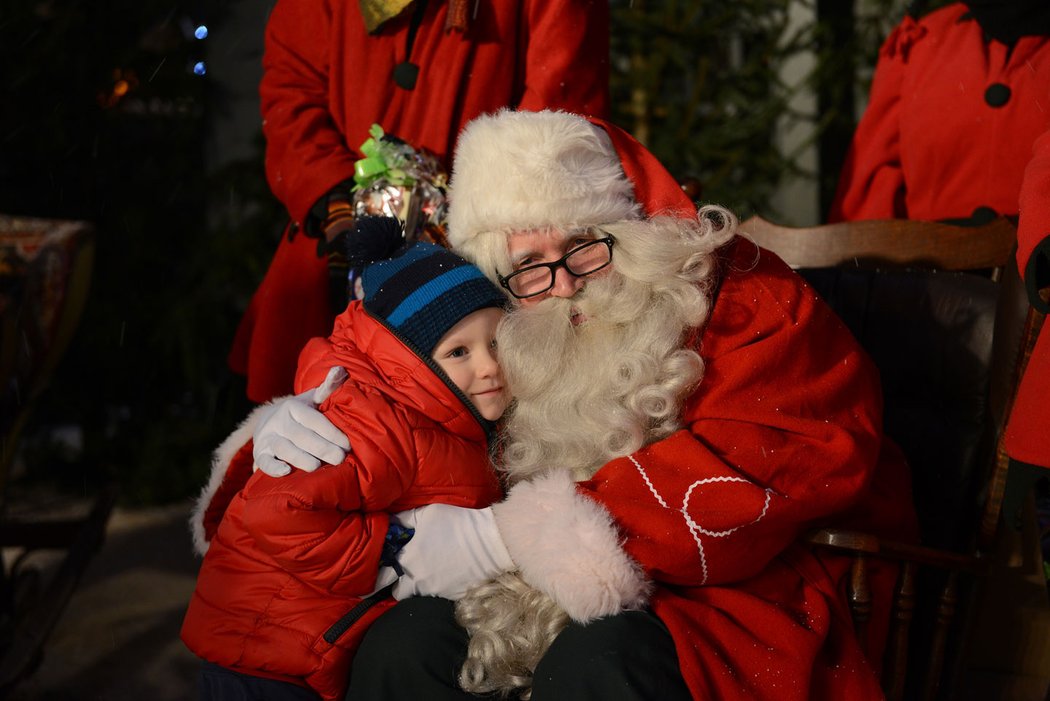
left=181, top=223, right=509, bottom=701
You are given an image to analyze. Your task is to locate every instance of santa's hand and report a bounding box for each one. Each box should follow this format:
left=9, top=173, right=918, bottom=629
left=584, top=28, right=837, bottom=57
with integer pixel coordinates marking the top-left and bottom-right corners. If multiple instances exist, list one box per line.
left=252, top=367, right=351, bottom=477
left=391, top=504, right=514, bottom=600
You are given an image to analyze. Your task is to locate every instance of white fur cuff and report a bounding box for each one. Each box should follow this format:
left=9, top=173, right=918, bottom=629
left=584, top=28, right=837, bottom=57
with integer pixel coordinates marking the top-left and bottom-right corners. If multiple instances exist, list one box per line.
left=189, top=400, right=273, bottom=556
left=492, top=470, right=650, bottom=623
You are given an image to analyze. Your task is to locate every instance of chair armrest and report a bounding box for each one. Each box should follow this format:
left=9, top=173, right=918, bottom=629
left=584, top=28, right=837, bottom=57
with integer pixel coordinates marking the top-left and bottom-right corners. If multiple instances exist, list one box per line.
left=805, top=528, right=986, bottom=574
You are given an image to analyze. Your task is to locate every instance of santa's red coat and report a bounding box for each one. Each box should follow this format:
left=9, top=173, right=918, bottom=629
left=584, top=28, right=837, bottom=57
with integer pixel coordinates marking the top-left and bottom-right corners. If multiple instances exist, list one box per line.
left=829, top=3, right=1050, bottom=223
left=492, top=236, right=918, bottom=701
left=229, top=0, right=610, bottom=402
left=210, top=108, right=918, bottom=698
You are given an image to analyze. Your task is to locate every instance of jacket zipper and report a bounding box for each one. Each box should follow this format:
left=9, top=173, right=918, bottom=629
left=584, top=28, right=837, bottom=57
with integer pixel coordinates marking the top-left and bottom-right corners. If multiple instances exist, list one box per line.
left=323, top=583, right=395, bottom=644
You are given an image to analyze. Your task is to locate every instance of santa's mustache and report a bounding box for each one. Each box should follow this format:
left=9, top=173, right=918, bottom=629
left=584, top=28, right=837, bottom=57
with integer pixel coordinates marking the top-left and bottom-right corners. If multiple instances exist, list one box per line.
left=496, top=275, right=637, bottom=388
left=496, top=270, right=674, bottom=408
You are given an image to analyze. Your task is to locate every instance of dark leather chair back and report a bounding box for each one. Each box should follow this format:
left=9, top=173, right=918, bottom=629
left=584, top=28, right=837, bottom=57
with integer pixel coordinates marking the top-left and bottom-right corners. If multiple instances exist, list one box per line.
left=799, top=266, right=999, bottom=551
left=739, top=215, right=1036, bottom=701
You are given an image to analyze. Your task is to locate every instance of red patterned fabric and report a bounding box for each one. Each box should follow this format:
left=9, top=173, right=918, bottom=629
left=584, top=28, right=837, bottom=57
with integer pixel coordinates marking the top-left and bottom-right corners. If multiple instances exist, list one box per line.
left=0, top=216, right=91, bottom=437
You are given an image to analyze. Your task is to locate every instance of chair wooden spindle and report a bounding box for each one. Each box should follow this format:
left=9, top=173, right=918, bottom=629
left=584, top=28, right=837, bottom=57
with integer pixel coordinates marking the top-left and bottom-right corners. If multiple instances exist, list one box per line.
left=921, top=570, right=960, bottom=701
left=848, top=553, right=872, bottom=642
left=883, top=561, right=917, bottom=701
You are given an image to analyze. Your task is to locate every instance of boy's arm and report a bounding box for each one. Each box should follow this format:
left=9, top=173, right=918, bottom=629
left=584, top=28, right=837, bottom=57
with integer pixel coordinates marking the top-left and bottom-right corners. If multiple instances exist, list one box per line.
left=253, top=366, right=351, bottom=477
left=240, top=470, right=392, bottom=596
left=240, top=390, right=418, bottom=596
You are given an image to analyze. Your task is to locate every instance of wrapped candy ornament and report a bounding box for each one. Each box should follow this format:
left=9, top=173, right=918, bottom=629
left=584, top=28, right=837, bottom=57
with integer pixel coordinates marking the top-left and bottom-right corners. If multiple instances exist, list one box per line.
left=324, top=124, right=451, bottom=306
left=350, top=124, right=450, bottom=249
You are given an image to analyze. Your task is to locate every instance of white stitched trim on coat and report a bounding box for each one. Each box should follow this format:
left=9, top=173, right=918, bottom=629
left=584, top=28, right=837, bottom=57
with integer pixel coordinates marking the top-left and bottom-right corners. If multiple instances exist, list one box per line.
left=628, top=455, right=774, bottom=585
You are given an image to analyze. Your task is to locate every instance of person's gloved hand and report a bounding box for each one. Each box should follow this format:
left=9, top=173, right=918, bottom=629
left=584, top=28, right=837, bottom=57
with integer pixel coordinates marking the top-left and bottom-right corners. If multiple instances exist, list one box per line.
left=252, top=367, right=351, bottom=477
left=391, top=504, right=515, bottom=600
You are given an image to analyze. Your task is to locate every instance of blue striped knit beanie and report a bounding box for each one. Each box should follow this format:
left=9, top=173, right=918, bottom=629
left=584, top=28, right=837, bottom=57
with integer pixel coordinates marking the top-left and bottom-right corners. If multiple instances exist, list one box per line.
left=353, top=217, right=507, bottom=357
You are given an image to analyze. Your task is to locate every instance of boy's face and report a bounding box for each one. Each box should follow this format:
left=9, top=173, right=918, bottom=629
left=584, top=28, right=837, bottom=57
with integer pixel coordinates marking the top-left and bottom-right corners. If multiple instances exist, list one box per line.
left=431, top=307, right=508, bottom=421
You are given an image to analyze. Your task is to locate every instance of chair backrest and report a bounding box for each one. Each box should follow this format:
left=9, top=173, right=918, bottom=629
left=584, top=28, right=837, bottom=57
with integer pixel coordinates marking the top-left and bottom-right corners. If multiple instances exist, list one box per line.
left=740, top=215, right=1020, bottom=552
left=738, top=215, right=1037, bottom=701
left=742, top=215, right=1017, bottom=272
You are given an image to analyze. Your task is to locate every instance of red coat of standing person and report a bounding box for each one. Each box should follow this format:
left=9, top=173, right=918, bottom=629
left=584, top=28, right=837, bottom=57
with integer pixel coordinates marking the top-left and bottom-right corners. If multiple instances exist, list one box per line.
left=829, top=1, right=1050, bottom=488
left=229, top=0, right=611, bottom=403
left=1005, top=125, right=1050, bottom=473
left=829, top=1, right=1050, bottom=225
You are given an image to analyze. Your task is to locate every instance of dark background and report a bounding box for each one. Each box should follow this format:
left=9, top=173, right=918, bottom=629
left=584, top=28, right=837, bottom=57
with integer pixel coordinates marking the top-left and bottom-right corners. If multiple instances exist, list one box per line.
left=0, top=0, right=946, bottom=507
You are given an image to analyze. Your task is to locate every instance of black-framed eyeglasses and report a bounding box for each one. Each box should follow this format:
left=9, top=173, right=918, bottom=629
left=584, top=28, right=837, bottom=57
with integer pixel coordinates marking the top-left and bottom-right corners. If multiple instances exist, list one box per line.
left=497, top=236, right=615, bottom=299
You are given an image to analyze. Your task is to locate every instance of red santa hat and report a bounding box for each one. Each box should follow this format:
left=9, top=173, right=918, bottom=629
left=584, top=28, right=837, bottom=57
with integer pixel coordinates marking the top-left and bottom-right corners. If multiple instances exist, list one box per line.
left=446, top=109, right=696, bottom=275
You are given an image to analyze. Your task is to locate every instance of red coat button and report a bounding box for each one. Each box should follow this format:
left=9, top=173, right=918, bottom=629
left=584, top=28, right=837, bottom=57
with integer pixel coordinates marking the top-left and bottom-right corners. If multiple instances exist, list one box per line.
left=985, top=83, right=1011, bottom=107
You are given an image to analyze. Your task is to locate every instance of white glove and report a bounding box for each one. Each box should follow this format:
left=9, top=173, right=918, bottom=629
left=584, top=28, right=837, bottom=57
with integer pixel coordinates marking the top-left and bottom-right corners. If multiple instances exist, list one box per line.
left=391, top=504, right=515, bottom=601
left=252, top=367, right=352, bottom=477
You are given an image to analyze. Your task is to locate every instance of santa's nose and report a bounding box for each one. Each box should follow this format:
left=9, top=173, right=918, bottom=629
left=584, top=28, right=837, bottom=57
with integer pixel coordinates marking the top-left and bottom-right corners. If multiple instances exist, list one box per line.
left=549, top=266, right=584, bottom=299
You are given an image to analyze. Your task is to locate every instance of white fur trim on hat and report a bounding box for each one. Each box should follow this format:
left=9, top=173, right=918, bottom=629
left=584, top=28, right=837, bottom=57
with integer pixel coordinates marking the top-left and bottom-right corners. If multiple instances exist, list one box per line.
left=492, top=469, right=650, bottom=623
left=447, top=110, right=640, bottom=255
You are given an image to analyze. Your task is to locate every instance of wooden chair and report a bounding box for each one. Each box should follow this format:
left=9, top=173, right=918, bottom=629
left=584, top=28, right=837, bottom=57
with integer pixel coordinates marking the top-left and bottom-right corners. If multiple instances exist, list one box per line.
left=0, top=215, right=117, bottom=691
left=740, top=215, right=1017, bottom=278
left=739, top=215, right=1046, bottom=701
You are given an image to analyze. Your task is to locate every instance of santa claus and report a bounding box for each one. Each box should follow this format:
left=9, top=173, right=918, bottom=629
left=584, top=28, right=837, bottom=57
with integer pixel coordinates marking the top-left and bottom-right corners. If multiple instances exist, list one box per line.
left=202, top=109, right=918, bottom=701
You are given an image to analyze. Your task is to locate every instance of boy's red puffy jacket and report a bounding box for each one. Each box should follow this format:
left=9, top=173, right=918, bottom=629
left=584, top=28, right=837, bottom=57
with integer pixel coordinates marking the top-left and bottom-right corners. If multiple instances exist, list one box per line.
left=181, top=303, right=503, bottom=700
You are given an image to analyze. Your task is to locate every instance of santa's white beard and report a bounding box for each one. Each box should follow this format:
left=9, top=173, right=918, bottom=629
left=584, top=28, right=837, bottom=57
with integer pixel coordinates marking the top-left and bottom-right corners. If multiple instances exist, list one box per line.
left=496, top=268, right=703, bottom=485
left=455, top=210, right=736, bottom=699
left=455, top=268, right=706, bottom=699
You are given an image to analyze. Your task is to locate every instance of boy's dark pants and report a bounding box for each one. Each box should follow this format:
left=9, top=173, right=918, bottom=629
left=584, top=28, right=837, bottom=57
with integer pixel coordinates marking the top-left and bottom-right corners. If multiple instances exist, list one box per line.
left=198, top=661, right=321, bottom=701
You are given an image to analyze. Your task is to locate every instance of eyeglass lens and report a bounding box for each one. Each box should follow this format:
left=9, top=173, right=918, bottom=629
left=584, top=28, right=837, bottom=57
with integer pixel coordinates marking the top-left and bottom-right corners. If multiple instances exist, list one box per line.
left=506, top=239, right=611, bottom=298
